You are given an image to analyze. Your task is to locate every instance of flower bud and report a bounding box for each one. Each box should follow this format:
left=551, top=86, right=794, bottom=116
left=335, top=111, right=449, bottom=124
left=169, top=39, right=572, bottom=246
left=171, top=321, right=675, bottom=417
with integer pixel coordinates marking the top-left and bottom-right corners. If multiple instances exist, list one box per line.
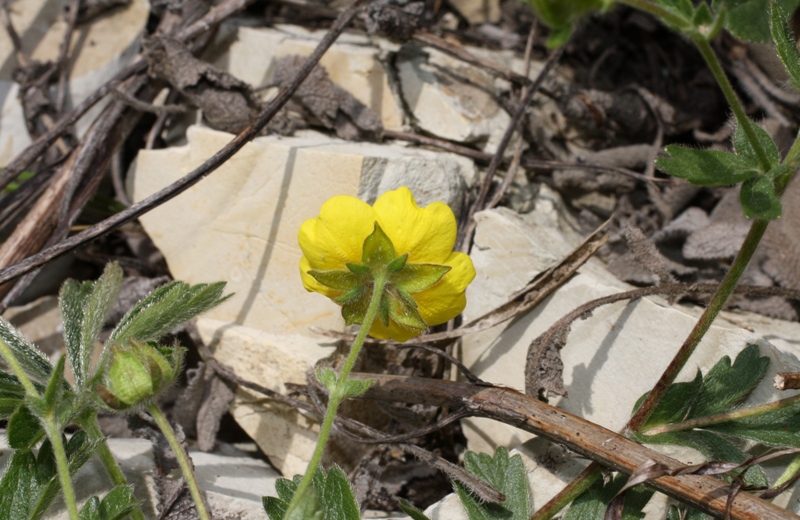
left=97, top=341, right=184, bottom=411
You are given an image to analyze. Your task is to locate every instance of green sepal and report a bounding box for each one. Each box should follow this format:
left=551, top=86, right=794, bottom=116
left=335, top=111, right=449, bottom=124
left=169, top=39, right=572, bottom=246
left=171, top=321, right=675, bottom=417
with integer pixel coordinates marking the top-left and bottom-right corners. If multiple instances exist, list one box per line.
left=346, top=263, right=370, bottom=275
left=309, top=270, right=366, bottom=292
left=335, top=285, right=365, bottom=304
left=341, top=378, right=373, bottom=399
left=740, top=175, right=782, bottom=219
left=385, top=286, right=427, bottom=331
left=392, top=264, right=451, bottom=293
left=361, top=222, right=396, bottom=268
left=317, top=368, right=338, bottom=394
left=378, top=292, right=390, bottom=327
left=387, top=253, right=408, bottom=272
left=341, top=288, right=371, bottom=327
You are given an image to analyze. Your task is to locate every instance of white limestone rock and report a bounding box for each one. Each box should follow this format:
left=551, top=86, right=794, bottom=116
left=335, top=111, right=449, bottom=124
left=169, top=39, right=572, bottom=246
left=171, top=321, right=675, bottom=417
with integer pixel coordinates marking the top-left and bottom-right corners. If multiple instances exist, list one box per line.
left=396, top=45, right=512, bottom=153
left=204, top=23, right=406, bottom=132
left=0, top=0, right=149, bottom=166
left=447, top=186, right=800, bottom=518
left=128, top=124, right=472, bottom=472
left=449, top=0, right=502, bottom=24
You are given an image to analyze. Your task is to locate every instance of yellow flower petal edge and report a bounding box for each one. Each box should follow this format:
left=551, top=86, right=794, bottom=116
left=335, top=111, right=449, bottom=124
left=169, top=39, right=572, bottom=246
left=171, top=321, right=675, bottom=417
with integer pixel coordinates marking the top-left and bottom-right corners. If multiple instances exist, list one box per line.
left=298, top=187, right=476, bottom=341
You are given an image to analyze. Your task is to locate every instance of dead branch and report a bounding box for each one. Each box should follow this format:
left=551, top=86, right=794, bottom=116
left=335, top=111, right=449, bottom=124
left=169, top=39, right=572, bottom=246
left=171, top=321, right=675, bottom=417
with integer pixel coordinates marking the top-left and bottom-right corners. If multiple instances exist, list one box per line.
left=354, top=373, right=800, bottom=520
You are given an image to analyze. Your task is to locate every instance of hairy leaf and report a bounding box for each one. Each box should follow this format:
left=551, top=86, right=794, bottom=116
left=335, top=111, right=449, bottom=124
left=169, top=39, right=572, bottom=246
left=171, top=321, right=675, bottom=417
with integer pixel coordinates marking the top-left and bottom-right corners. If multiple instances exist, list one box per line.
left=655, top=146, right=757, bottom=186
left=0, top=317, right=53, bottom=384
left=707, top=400, right=800, bottom=447
left=80, top=264, right=123, bottom=386
left=453, top=447, right=528, bottom=520
left=692, top=344, right=768, bottom=417
left=771, top=2, right=800, bottom=92
left=79, top=486, right=137, bottom=520
left=7, top=405, right=44, bottom=449
left=398, top=499, right=433, bottom=520
left=733, top=119, right=780, bottom=170
left=263, top=467, right=360, bottom=520
left=563, top=474, right=654, bottom=520
left=0, top=372, right=29, bottom=417
left=714, top=0, right=800, bottom=42
left=108, top=281, right=229, bottom=347
left=740, top=175, right=782, bottom=220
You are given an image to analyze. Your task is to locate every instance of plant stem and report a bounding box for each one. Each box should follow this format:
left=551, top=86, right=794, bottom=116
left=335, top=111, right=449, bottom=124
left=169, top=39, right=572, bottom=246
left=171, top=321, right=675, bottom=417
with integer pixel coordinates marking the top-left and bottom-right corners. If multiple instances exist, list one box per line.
left=81, top=414, right=147, bottom=520
left=147, top=402, right=211, bottom=520
left=619, top=0, right=773, bottom=173
left=774, top=453, right=800, bottom=489
left=0, top=338, right=38, bottom=395
left=284, top=273, right=388, bottom=518
left=625, top=218, right=768, bottom=434
left=43, top=416, right=80, bottom=520
left=641, top=394, right=800, bottom=436
left=529, top=464, right=600, bottom=520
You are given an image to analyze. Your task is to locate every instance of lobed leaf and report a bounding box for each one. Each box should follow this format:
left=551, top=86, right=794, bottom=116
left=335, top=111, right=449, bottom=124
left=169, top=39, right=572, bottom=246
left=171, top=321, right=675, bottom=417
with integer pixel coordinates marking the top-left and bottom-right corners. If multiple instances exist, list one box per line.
left=453, top=447, right=529, bottom=520
left=733, top=119, right=780, bottom=170
left=263, top=467, right=360, bottom=520
left=563, top=474, right=653, bottom=520
left=692, top=344, right=768, bottom=417
left=740, top=175, right=782, bottom=219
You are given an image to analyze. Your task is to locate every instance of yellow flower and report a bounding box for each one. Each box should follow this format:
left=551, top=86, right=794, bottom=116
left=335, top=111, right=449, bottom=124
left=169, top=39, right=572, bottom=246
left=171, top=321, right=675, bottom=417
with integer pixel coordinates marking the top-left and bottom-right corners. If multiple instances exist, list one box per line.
left=299, top=187, right=475, bottom=342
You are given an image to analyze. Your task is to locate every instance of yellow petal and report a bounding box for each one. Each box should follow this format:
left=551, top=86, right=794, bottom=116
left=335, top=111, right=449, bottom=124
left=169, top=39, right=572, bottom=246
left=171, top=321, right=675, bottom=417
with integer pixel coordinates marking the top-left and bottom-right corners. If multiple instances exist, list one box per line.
left=368, top=318, right=421, bottom=342
left=373, top=187, right=457, bottom=264
left=299, top=256, right=343, bottom=299
left=298, top=195, right=377, bottom=271
left=414, top=251, right=475, bottom=327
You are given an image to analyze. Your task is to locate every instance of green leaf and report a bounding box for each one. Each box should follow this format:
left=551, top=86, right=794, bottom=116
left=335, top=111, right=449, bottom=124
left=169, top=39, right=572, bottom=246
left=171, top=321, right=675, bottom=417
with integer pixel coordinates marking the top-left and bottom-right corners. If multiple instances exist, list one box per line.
left=361, top=222, right=396, bottom=269
left=0, top=317, right=53, bottom=384
left=79, top=263, right=123, bottom=386
left=707, top=400, right=800, bottom=447
left=60, top=279, right=94, bottom=387
left=398, top=498, right=433, bottom=520
left=563, top=474, right=654, bottom=520
left=655, top=146, right=758, bottom=186
left=693, top=2, right=714, bottom=26
left=733, top=119, right=780, bottom=170
left=635, top=371, right=703, bottom=429
left=740, top=175, right=782, bottom=219
left=0, top=372, right=28, bottom=418
left=80, top=497, right=101, bottom=520
left=453, top=447, right=529, bottom=520
left=7, top=405, right=44, bottom=449
left=108, top=281, right=229, bottom=347
left=96, top=486, right=138, bottom=520
left=263, top=467, right=359, bottom=520
left=341, top=378, right=373, bottom=399
left=320, top=466, right=361, bottom=520
left=317, top=368, right=338, bottom=394
left=692, top=344, right=768, bottom=417
left=392, top=264, right=451, bottom=293
left=43, top=356, right=66, bottom=415
left=713, top=0, right=800, bottom=42
left=771, top=2, right=800, bottom=92
left=668, top=505, right=711, bottom=520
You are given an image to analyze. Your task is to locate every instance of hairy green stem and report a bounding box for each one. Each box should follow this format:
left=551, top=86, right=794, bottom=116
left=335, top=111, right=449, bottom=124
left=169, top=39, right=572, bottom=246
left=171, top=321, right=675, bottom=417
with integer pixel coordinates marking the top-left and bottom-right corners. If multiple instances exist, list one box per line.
left=284, top=273, right=388, bottom=518
left=774, top=453, right=800, bottom=489
left=81, top=414, right=147, bottom=520
left=148, top=402, right=211, bottom=520
left=620, top=0, right=772, bottom=172
left=529, top=464, right=601, bottom=520
left=0, top=338, right=38, bottom=395
left=43, top=417, right=80, bottom=520
left=641, top=394, right=800, bottom=436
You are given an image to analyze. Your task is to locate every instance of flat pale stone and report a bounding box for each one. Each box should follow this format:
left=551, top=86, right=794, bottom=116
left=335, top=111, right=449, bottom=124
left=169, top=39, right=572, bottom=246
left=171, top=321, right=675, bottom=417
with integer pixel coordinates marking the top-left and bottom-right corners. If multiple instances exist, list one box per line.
left=3, top=296, right=63, bottom=357
left=129, top=125, right=471, bottom=337
left=396, top=45, right=512, bottom=152
left=205, top=23, right=406, bottom=131
left=449, top=0, right=501, bottom=24
left=450, top=187, right=800, bottom=518
left=0, top=0, right=149, bottom=166
left=129, top=124, right=471, bottom=473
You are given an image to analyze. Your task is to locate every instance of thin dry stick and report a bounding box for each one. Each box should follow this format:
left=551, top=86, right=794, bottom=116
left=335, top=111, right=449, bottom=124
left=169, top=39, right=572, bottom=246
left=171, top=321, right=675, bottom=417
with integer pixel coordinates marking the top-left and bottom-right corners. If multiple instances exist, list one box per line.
left=354, top=373, right=800, bottom=520
left=458, top=47, right=563, bottom=253
left=382, top=129, right=661, bottom=185
left=55, top=0, right=81, bottom=114
left=0, top=0, right=256, bottom=192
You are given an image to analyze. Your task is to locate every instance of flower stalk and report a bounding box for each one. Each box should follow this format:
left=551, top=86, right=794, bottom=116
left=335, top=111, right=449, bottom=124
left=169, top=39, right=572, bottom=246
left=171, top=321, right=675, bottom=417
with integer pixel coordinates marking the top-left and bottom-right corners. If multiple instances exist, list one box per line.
left=285, top=272, right=388, bottom=518
left=147, top=402, right=211, bottom=520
